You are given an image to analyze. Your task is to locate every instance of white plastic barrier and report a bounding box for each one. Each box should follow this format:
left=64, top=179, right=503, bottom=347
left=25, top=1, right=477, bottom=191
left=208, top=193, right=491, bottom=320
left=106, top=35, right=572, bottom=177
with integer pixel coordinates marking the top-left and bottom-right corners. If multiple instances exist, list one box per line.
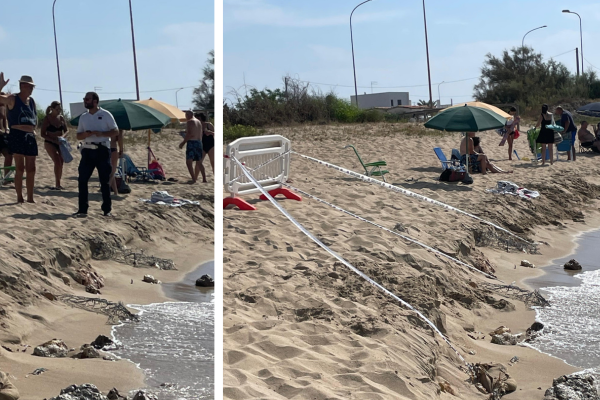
left=224, top=135, right=295, bottom=210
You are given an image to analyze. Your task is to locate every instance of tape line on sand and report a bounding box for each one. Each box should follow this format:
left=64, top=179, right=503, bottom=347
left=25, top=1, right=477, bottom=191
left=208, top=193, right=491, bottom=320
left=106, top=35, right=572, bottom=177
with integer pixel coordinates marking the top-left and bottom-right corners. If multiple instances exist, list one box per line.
left=293, top=152, right=535, bottom=248
left=231, top=155, right=470, bottom=370
left=282, top=182, right=498, bottom=281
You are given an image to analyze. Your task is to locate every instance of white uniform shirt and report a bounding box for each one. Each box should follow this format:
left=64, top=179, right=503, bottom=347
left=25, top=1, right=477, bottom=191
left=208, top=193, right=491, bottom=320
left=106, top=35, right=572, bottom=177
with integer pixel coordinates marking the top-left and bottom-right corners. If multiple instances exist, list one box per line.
left=76, top=108, right=118, bottom=146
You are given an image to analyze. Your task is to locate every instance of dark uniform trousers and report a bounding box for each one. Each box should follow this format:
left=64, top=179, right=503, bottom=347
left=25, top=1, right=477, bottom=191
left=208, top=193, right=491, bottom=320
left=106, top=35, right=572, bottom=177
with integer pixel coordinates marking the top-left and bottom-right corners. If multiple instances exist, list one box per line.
left=78, top=145, right=112, bottom=214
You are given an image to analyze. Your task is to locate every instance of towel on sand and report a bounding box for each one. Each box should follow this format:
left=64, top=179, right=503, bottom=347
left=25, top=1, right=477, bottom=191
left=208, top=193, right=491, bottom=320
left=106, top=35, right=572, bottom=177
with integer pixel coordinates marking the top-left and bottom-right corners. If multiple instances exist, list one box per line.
left=486, top=181, right=540, bottom=200
left=140, top=191, right=200, bottom=207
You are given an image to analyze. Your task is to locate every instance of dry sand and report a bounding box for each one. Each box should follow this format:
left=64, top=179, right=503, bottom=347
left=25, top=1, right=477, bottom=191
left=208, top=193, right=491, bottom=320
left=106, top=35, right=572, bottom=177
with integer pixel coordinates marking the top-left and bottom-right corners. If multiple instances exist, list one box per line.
left=0, top=131, right=214, bottom=399
left=224, top=123, right=600, bottom=399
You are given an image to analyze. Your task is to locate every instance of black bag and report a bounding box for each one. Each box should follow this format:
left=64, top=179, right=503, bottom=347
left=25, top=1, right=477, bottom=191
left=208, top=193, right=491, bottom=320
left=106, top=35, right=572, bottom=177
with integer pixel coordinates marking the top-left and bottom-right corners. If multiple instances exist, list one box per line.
left=439, top=169, right=452, bottom=181
left=118, top=178, right=131, bottom=194
left=461, top=172, right=473, bottom=184
left=449, top=170, right=465, bottom=182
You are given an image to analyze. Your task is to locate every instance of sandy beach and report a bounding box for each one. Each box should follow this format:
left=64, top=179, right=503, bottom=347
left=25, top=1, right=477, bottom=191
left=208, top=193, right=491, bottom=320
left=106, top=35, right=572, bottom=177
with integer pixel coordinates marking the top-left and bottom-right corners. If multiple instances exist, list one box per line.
left=223, top=123, right=600, bottom=399
left=0, top=131, right=214, bottom=399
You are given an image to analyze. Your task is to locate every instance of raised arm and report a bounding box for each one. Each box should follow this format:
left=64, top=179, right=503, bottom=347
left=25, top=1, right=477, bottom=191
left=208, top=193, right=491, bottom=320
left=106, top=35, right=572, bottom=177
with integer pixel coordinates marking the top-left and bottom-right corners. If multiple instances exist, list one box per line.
left=0, top=73, right=13, bottom=108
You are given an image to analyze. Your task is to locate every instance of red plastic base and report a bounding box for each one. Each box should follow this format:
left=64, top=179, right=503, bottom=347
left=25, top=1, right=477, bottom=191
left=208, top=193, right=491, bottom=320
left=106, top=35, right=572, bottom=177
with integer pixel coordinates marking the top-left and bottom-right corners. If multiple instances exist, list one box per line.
left=223, top=197, right=257, bottom=211
left=259, top=188, right=302, bottom=201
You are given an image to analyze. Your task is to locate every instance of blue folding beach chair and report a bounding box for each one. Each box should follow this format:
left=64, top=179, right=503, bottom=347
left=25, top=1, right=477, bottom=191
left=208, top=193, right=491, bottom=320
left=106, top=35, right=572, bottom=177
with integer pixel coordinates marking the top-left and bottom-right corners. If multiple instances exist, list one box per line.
left=120, top=154, right=158, bottom=182
left=433, top=147, right=461, bottom=171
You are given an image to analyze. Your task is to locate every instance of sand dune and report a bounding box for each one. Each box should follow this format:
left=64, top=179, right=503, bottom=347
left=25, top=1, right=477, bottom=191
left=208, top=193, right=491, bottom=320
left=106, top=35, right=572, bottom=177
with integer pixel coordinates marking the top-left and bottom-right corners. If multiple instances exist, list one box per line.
left=224, top=123, right=600, bottom=399
left=0, top=130, right=214, bottom=399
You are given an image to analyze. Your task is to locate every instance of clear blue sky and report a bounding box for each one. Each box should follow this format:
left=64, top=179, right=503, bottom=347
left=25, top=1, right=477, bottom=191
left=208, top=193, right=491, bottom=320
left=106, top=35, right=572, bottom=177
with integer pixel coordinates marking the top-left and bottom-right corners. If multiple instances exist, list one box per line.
left=224, top=0, right=600, bottom=106
left=0, top=0, right=213, bottom=114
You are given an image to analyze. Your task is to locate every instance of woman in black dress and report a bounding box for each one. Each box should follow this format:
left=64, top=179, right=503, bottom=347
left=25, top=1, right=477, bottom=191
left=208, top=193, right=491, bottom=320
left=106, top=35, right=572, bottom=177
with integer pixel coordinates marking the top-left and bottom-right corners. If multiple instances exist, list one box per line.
left=535, top=104, right=554, bottom=166
left=41, top=101, right=68, bottom=189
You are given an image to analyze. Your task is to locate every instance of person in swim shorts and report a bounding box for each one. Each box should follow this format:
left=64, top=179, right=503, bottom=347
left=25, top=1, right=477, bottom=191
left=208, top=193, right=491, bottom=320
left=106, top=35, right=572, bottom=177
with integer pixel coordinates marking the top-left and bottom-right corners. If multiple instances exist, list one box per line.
left=179, top=110, right=203, bottom=183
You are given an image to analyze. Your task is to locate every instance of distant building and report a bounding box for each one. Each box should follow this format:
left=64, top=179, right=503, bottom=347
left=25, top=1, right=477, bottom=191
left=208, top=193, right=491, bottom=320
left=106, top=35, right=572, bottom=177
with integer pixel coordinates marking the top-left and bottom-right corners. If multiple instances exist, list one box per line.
left=350, top=92, right=410, bottom=109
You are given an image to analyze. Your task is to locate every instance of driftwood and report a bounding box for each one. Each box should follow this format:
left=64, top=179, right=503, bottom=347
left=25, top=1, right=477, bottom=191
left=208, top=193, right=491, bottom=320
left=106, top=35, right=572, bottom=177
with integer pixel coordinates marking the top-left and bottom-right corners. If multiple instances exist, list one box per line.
left=480, top=282, right=550, bottom=308
left=58, top=295, right=139, bottom=324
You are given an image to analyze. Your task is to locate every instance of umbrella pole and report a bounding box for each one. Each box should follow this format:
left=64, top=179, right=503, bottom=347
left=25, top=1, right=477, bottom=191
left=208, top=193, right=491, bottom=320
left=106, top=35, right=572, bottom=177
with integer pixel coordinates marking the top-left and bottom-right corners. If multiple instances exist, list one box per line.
left=464, top=132, right=469, bottom=174
left=147, top=129, right=151, bottom=168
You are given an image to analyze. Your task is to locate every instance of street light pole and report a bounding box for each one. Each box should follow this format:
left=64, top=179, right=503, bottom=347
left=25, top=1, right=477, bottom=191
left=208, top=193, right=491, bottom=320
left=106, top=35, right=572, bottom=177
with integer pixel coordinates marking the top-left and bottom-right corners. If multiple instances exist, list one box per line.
left=52, top=0, right=63, bottom=107
left=437, top=81, right=444, bottom=108
left=350, top=0, right=372, bottom=108
left=129, top=0, right=140, bottom=100
left=522, top=25, right=547, bottom=50
left=563, top=10, right=583, bottom=75
left=175, top=88, right=184, bottom=109
left=422, top=0, right=433, bottom=106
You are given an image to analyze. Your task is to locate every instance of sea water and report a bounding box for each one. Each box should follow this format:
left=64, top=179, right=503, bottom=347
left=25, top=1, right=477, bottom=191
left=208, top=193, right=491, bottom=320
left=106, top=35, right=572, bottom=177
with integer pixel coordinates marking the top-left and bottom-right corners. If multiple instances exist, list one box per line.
left=112, top=261, right=214, bottom=399
left=527, top=230, right=600, bottom=376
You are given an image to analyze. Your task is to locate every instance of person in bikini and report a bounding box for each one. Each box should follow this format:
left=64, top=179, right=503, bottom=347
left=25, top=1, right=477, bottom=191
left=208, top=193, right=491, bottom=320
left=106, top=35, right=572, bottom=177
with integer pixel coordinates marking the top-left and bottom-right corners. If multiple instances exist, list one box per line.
left=460, top=132, right=512, bottom=174
left=109, top=129, right=124, bottom=195
left=505, top=106, right=520, bottom=160
left=179, top=110, right=203, bottom=183
left=0, top=91, right=12, bottom=176
left=197, top=112, right=214, bottom=182
left=578, top=121, right=600, bottom=153
left=41, top=101, right=68, bottom=190
left=0, top=73, right=39, bottom=203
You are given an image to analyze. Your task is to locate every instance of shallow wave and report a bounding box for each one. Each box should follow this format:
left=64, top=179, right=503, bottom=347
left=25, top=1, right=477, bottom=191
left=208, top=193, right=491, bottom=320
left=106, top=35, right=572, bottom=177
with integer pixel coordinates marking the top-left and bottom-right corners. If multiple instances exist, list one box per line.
left=531, top=269, right=600, bottom=371
left=113, top=299, right=214, bottom=399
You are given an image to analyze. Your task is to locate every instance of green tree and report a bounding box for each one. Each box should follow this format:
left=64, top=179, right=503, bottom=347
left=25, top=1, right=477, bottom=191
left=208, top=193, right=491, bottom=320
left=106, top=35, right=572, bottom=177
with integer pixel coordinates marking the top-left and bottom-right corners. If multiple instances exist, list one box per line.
left=473, top=46, right=597, bottom=107
left=417, top=99, right=435, bottom=107
left=193, top=50, right=214, bottom=113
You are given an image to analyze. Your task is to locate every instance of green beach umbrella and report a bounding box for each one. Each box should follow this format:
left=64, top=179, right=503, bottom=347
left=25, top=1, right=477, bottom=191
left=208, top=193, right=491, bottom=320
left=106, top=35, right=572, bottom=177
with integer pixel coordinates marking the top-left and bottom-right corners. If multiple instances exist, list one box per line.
left=70, top=99, right=171, bottom=130
left=424, top=105, right=507, bottom=177
left=424, top=104, right=507, bottom=132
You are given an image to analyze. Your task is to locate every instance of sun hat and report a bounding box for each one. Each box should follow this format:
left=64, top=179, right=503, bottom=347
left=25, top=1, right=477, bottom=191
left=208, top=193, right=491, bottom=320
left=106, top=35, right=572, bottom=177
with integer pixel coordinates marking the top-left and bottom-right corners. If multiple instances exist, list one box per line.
left=18, top=75, right=35, bottom=86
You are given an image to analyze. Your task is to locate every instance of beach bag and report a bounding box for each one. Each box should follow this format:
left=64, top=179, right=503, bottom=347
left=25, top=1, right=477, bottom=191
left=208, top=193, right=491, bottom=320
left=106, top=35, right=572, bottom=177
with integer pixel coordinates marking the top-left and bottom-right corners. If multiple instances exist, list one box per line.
left=461, top=172, right=473, bottom=185
left=449, top=170, right=466, bottom=182
left=513, top=129, right=520, bottom=139
left=439, top=169, right=452, bottom=181
left=58, top=138, right=74, bottom=163
left=149, top=160, right=166, bottom=180
left=118, top=178, right=131, bottom=194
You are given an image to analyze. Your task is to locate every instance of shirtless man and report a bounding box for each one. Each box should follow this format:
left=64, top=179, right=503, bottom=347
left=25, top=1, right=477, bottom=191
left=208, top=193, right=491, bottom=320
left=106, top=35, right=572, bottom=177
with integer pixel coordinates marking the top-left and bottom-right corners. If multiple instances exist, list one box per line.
left=179, top=110, right=204, bottom=183
left=460, top=132, right=511, bottom=174
left=0, top=91, right=12, bottom=175
left=578, top=121, right=600, bottom=153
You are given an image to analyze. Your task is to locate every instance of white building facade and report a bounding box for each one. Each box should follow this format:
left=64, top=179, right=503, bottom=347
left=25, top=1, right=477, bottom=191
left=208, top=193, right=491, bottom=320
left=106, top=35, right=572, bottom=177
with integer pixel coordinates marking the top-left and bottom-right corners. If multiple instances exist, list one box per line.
left=350, top=92, right=410, bottom=109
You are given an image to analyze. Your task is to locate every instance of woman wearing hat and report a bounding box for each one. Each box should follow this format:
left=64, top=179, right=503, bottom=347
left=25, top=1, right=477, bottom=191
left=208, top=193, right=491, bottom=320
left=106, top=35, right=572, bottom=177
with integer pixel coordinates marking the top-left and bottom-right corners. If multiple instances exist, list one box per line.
left=0, top=72, right=39, bottom=203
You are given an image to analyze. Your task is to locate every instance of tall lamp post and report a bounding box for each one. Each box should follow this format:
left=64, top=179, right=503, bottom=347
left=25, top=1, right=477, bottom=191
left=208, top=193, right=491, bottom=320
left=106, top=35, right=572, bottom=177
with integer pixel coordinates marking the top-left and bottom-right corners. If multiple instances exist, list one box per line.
left=522, top=25, right=547, bottom=49
left=563, top=10, right=583, bottom=74
left=350, top=0, right=372, bottom=108
left=52, top=0, right=63, bottom=107
left=129, top=0, right=140, bottom=100
left=437, top=81, right=444, bottom=108
left=422, top=0, right=433, bottom=106
left=175, top=88, right=184, bottom=109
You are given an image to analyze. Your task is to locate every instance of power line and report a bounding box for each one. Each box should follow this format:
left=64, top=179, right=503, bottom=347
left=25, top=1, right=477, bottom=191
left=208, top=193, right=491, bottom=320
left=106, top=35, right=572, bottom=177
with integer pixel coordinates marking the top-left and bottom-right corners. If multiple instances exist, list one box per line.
left=584, top=58, right=600, bottom=71
left=33, top=85, right=197, bottom=95
left=549, top=48, right=576, bottom=59
left=294, top=76, right=479, bottom=90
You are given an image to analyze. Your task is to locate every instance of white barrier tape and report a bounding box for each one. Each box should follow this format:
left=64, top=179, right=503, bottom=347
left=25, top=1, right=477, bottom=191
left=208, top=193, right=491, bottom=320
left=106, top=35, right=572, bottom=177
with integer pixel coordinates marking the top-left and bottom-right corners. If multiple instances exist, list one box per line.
left=231, top=156, right=470, bottom=369
left=282, top=182, right=498, bottom=281
left=226, top=149, right=293, bottom=186
left=293, top=152, right=535, bottom=247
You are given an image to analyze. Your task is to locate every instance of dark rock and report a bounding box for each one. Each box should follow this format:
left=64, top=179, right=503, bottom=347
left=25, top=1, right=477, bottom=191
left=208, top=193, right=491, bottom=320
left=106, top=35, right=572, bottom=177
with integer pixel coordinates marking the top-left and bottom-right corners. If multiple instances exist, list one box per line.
left=107, top=388, right=126, bottom=400
left=91, top=335, right=113, bottom=350
left=564, top=259, right=582, bottom=271
left=543, top=373, right=599, bottom=400
left=48, top=384, right=108, bottom=400
left=132, top=391, right=158, bottom=400
left=85, top=285, right=101, bottom=295
left=33, top=339, right=69, bottom=358
left=195, top=274, right=214, bottom=287
left=327, top=272, right=341, bottom=279
left=529, top=322, right=544, bottom=332
left=74, top=268, right=104, bottom=291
